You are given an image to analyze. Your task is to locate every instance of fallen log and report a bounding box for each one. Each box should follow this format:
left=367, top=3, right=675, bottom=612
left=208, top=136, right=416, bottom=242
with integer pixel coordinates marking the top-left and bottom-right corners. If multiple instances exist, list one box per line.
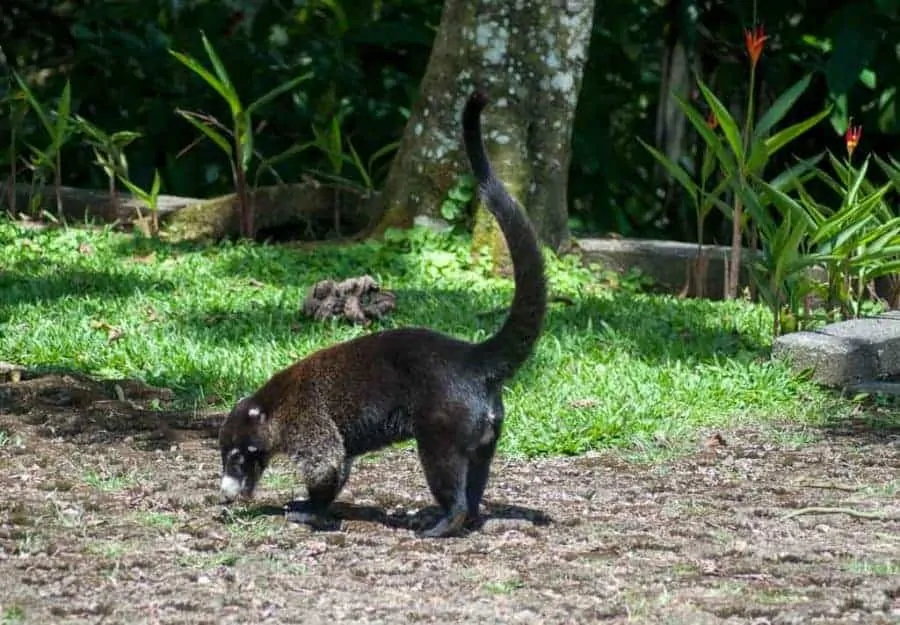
left=4, top=179, right=379, bottom=242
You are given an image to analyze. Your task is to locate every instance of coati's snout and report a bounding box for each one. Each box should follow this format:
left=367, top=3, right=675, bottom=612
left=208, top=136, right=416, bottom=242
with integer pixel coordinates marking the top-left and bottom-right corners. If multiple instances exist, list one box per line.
left=219, top=445, right=268, bottom=503
left=218, top=398, right=270, bottom=504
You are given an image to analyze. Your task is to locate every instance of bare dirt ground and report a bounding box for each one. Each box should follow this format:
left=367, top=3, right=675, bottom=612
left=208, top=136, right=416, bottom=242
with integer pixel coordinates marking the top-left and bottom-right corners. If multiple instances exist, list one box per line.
left=1, top=372, right=898, bottom=625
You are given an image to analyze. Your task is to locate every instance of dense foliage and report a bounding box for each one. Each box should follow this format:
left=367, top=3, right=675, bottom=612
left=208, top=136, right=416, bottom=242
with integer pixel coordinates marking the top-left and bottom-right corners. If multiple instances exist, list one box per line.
left=2, top=0, right=900, bottom=242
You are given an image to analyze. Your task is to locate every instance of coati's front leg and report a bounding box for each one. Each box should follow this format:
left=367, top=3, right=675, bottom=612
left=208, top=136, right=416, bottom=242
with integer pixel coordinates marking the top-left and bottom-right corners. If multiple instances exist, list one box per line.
left=285, top=431, right=351, bottom=528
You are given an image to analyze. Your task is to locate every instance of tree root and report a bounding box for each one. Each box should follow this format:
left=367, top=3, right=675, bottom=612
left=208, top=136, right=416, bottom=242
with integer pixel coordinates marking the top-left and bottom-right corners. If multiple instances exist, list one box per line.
left=781, top=506, right=895, bottom=521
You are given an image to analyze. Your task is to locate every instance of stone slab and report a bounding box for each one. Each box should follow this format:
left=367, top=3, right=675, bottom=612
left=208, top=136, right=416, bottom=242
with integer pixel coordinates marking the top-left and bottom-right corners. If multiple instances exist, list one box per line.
left=578, top=238, right=755, bottom=300
left=772, top=311, right=900, bottom=387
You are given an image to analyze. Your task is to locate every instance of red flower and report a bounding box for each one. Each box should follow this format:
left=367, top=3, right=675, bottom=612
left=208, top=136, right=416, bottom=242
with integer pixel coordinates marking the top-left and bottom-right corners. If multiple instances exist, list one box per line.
left=845, top=124, right=862, bottom=159
left=744, top=25, right=769, bottom=68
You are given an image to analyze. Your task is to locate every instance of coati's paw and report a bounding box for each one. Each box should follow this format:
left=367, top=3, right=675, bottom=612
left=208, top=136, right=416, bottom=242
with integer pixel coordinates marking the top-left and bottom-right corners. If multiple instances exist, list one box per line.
left=418, top=508, right=467, bottom=538
left=283, top=502, right=341, bottom=531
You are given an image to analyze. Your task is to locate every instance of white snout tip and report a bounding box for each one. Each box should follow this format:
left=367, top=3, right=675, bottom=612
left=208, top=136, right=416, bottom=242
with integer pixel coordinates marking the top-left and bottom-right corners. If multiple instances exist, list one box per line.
left=220, top=475, right=242, bottom=501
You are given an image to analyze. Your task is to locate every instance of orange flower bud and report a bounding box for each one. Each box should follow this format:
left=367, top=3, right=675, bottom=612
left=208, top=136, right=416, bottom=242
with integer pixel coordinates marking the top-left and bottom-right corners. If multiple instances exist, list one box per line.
left=845, top=124, right=862, bottom=159
left=744, top=25, right=768, bottom=68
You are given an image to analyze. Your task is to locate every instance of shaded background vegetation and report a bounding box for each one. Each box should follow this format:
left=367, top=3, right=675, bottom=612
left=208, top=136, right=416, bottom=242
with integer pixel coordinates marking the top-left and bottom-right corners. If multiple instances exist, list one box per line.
left=2, top=0, right=899, bottom=242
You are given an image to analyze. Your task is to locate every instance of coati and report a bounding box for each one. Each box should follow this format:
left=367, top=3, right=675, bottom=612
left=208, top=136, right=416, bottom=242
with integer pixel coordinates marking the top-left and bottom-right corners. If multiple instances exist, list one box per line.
left=217, top=90, right=548, bottom=538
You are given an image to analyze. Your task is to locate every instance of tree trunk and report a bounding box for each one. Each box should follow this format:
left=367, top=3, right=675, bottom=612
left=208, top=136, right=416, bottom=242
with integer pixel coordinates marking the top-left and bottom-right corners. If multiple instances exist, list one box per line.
left=375, top=0, right=595, bottom=255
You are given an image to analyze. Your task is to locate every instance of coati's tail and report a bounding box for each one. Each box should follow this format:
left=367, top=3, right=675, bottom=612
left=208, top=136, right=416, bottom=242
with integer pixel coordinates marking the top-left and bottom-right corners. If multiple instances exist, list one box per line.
left=462, top=91, right=548, bottom=382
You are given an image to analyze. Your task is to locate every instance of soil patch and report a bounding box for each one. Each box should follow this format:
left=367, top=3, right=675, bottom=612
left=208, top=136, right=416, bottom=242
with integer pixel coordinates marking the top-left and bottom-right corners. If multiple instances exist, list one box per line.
left=1, top=374, right=898, bottom=624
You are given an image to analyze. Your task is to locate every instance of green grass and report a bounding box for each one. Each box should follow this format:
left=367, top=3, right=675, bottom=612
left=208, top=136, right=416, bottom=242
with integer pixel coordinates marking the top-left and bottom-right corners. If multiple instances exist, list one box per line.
left=82, top=469, right=142, bottom=492
left=841, top=558, right=900, bottom=576
left=134, top=511, right=178, bottom=530
left=0, top=218, right=839, bottom=456
left=1, top=605, right=26, bottom=625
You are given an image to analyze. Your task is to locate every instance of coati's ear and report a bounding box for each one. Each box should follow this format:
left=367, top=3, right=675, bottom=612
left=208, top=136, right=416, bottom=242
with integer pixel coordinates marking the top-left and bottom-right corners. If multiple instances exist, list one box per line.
left=246, top=404, right=267, bottom=425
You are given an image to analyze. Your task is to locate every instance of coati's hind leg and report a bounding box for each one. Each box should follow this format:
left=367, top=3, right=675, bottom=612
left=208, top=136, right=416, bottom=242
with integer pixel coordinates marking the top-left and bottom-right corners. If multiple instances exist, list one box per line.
left=415, top=402, right=500, bottom=538
left=416, top=441, right=469, bottom=538
left=465, top=398, right=504, bottom=525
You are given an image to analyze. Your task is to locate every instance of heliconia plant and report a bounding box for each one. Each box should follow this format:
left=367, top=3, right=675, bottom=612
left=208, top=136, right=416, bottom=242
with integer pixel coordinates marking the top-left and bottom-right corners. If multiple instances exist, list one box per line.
left=640, top=21, right=831, bottom=323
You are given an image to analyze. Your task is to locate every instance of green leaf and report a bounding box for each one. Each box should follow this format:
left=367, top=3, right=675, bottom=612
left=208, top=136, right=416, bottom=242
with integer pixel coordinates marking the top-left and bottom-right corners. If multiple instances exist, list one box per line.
left=637, top=138, right=698, bottom=205
left=111, top=131, right=142, bottom=147
left=118, top=175, right=151, bottom=204
left=246, top=73, right=312, bottom=116
left=754, top=74, right=813, bottom=139
left=767, top=153, right=824, bottom=191
left=700, top=143, right=717, bottom=186
left=874, top=153, right=900, bottom=191
left=14, top=73, right=53, bottom=137
left=764, top=107, right=831, bottom=157
left=257, top=141, right=316, bottom=172
left=733, top=183, right=774, bottom=240
left=855, top=259, right=900, bottom=278
left=52, top=81, right=72, bottom=151
left=697, top=80, right=744, bottom=166
left=177, top=110, right=232, bottom=156
left=200, top=31, right=241, bottom=117
left=745, top=137, right=769, bottom=174
left=367, top=139, right=401, bottom=173
left=845, top=158, right=870, bottom=207
left=673, top=93, right=737, bottom=176
left=344, top=139, right=372, bottom=189
left=169, top=49, right=235, bottom=112
left=758, top=178, right=816, bottom=232
left=150, top=169, right=161, bottom=201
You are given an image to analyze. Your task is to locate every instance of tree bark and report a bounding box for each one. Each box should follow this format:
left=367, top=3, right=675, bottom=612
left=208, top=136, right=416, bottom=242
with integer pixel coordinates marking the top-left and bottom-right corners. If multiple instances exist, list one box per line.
left=375, top=0, right=595, bottom=255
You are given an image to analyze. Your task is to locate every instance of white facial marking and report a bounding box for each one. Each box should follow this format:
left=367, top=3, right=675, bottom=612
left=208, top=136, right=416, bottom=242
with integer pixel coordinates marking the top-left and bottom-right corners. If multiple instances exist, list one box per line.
left=247, top=445, right=258, bottom=453
left=220, top=475, right=242, bottom=500
left=227, top=448, right=240, bottom=459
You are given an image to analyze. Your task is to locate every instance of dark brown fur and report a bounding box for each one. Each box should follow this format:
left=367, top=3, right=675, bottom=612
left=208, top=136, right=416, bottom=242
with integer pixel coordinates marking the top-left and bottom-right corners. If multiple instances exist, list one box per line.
left=218, top=90, right=547, bottom=537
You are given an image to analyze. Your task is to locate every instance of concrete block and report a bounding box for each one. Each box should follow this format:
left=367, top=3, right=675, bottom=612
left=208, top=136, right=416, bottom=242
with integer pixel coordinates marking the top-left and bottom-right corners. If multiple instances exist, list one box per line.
left=772, top=311, right=900, bottom=387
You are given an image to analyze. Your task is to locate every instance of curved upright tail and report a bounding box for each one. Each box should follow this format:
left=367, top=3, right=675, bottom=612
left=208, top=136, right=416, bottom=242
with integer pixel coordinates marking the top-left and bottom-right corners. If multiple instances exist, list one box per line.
left=462, top=91, right=548, bottom=383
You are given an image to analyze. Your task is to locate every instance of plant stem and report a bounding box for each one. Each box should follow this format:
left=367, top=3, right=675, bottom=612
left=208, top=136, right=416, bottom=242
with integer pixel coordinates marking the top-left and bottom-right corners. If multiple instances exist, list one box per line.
left=8, top=124, right=16, bottom=215
left=727, top=57, right=759, bottom=299
left=54, top=151, right=63, bottom=223
left=233, top=151, right=253, bottom=239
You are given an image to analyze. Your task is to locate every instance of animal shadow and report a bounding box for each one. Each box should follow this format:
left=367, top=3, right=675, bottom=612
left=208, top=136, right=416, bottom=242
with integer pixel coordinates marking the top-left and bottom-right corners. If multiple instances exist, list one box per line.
left=227, top=499, right=552, bottom=535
